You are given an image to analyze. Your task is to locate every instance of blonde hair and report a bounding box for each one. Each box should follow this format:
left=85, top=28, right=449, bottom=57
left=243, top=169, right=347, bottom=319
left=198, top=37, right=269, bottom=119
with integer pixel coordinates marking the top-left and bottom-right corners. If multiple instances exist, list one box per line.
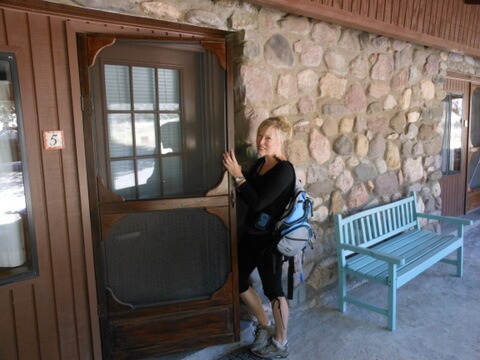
left=257, top=116, right=293, bottom=145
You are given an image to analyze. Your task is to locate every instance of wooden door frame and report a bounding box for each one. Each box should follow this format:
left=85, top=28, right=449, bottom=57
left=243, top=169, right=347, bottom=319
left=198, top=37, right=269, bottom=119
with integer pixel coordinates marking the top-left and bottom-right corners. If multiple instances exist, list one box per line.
left=444, top=72, right=480, bottom=214
left=440, top=74, right=470, bottom=216
left=61, top=10, right=236, bottom=359
left=466, top=80, right=480, bottom=212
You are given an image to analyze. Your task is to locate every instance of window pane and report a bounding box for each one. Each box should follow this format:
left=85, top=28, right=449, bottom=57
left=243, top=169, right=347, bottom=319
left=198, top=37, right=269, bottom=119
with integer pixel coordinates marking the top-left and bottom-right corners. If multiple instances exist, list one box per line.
left=160, top=114, right=181, bottom=154
left=158, top=69, right=179, bottom=111
left=441, top=95, right=462, bottom=175
left=135, top=114, right=157, bottom=156
left=133, top=67, right=155, bottom=111
left=108, top=114, right=133, bottom=158
left=0, top=53, right=37, bottom=284
left=111, top=160, right=136, bottom=199
left=162, top=156, right=183, bottom=196
left=449, top=97, right=462, bottom=173
left=137, top=158, right=161, bottom=199
left=472, top=87, right=480, bottom=148
left=440, top=99, right=448, bottom=174
left=105, top=65, right=131, bottom=110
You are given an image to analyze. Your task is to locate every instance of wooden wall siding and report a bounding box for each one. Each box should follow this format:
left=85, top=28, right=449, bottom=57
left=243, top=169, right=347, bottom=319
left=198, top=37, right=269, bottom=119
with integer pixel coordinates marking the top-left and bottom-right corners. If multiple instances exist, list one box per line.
left=0, top=8, right=94, bottom=360
left=0, top=2, right=231, bottom=359
left=248, top=0, right=480, bottom=58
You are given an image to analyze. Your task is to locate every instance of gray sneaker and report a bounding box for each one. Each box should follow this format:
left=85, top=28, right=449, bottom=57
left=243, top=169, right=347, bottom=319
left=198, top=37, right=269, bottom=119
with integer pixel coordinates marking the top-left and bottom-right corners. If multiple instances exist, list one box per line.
left=250, top=324, right=273, bottom=353
left=252, top=339, right=289, bottom=359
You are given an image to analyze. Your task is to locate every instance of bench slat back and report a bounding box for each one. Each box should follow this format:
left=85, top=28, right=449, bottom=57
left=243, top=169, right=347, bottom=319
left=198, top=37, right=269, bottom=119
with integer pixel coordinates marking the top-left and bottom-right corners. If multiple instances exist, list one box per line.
left=335, top=195, right=418, bottom=257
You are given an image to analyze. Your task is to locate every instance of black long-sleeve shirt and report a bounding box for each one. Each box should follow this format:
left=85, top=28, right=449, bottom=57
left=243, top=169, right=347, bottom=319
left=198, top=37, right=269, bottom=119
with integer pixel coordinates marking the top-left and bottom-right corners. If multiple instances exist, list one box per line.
left=237, top=157, right=295, bottom=233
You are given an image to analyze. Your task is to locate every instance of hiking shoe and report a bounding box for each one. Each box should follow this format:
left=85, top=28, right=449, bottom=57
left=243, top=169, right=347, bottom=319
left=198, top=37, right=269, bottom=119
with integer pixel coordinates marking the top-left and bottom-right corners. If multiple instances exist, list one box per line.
left=253, top=339, right=289, bottom=359
left=250, top=324, right=273, bottom=353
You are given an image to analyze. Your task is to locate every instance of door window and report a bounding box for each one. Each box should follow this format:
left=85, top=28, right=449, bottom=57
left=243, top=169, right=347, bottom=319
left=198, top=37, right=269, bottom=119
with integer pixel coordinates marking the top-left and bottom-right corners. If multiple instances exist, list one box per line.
left=103, top=64, right=184, bottom=199
left=441, top=94, right=463, bottom=175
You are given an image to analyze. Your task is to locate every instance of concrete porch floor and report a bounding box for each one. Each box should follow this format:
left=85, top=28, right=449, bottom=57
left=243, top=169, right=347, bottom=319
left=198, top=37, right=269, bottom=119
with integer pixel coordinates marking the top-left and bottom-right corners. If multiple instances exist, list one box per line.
left=159, top=209, right=480, bottom=360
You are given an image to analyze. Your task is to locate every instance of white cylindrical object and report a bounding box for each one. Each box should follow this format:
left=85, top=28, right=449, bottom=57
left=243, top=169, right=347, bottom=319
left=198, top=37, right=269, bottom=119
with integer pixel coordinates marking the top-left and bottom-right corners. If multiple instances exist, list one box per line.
left=0, top=214, right=26, bottom=267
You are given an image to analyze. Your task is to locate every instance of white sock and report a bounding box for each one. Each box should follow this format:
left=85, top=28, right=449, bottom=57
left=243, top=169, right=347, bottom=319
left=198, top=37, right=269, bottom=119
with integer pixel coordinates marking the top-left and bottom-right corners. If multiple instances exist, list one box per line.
left=272, top=338, right=287, bottom=348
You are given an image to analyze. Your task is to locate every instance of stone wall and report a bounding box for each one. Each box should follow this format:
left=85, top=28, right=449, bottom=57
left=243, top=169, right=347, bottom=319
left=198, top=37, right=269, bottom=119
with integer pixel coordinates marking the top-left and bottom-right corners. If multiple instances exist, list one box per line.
left=56, top=0, right=480, bottom=307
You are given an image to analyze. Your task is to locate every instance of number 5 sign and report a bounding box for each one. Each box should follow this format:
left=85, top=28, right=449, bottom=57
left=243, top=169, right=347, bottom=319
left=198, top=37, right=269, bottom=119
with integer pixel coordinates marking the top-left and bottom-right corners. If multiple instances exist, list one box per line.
left=43, top=130, right=65, bottom=150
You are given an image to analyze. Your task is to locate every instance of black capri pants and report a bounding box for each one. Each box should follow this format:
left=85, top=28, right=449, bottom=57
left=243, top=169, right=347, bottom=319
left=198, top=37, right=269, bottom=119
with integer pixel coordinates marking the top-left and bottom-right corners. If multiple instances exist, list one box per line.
left=237, top=229, right=285, bottom=301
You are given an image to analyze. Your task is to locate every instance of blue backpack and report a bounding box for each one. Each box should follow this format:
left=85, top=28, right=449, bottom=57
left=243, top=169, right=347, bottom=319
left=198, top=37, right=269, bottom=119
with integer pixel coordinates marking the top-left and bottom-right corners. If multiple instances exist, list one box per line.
left=275, top=177, right=315, bottom=257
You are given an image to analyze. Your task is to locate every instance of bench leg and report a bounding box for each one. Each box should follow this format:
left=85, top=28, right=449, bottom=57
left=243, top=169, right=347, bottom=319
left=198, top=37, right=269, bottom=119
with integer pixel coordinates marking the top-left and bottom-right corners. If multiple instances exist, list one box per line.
left=387, top=265, right=397, bottom=331
left=338, top=268, right=347, bottom=313
left=456, top=246, right=463, bottom=278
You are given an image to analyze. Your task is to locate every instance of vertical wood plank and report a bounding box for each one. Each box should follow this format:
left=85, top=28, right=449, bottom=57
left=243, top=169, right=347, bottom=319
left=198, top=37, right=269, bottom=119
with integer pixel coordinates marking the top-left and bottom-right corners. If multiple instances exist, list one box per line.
left=351, top=0, right=360, bottom=15
left=366, top=216, right=373, bottom=242
left=391, top=0, right=400, bottom=26
left=368, top=0, right=377, bottom=18
left=360, top=0, right=369, bottom=17
left=442, top=0, right=452, bottom=40
left=49, top=16, right=94, bottom=360
left=431, top=0, right=443, bottom=36
left=439, top=0, right=449, bottom=39
left=462, top=4, right=472, bottom=46
left=0, top=290, right=18, bottom=360
left=376, top=0, right=385, bottom=21
left=384, top=0, right=392, bottom=23
left=415, top=0, right=431, bottom=33
left=14, top=286, right=40, bottom=360
left=430, top=0, right=440, bottom=36
left=332, top=0, right=343, bottom=9
left=471, top=8, right=479, bottom=48
left=27, top=13, right=80, bottom=360
left=450, top=0, right=459, bottom=42
left=403, top=0, right=411, bottom=29
left=472, top=11, right=478, bottom=48
left=343, top=0, right=352, bottom=12
left=409, top=0, right=419, bottom=31
left=3, top=8, right=62, bottom=360
left=0, top=9, right=7, bottom=45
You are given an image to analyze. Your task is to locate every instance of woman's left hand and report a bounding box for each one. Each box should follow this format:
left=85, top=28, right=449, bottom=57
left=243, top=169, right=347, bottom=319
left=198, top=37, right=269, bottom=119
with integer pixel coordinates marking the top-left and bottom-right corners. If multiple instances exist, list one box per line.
left=223, top=149, right=242, bottom=178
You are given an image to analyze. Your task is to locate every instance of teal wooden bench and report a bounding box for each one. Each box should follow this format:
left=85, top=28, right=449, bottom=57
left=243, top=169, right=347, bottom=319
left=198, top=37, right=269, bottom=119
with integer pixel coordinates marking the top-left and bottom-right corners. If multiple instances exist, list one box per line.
left=334, top=192, right=472, bottom=330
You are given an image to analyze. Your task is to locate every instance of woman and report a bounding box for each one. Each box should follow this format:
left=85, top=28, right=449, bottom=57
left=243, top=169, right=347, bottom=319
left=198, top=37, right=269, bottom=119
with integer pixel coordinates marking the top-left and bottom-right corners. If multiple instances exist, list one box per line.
left=223, top=116, right=295, bottom=358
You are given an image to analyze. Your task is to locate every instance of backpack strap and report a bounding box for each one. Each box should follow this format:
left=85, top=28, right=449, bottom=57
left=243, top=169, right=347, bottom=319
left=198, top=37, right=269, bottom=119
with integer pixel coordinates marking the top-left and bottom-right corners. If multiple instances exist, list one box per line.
left=287, top=256, right=295, bottom=300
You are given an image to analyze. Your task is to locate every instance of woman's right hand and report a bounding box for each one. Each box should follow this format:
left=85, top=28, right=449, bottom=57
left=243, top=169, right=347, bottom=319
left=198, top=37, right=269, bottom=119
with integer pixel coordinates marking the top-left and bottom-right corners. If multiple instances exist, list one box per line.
left=223, top=148, right=243, bottom=178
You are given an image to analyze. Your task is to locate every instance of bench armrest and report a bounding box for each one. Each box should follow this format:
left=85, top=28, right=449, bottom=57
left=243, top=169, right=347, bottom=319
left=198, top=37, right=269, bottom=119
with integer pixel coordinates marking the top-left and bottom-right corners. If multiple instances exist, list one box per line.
left=340, top=244, right=405, bottom=265
left=417, top=213, right=472, bottom=237
left=416, top=212, right=473, bottom=226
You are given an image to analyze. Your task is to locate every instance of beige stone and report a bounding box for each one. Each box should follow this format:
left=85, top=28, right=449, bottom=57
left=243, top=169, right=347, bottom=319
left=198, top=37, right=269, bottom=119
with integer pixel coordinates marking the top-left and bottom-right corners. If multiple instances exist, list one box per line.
left=330, top=190, right=345, bottom=215
left=339, top=117, right=354, bottom=133
left=421, top=79, right=435, bottom=100
left=403, top=157, right=424, bottom=183
left=309, top=128, right=331, bottom=165
left=298, top=69, right=319, bottom=94
left=328, top=156, right=345, bottom=180
left=277, top=73, right=298, bottom=99
left=141, top=2, right=181, bottom=19
left=407, top=111, right=420, bottom=123
left=368, top=82, right=390, bottom=98
left=322, top=118, right=338, bottom=137
left=400, top=88, right=412, bottom=110
left=319, top=72, right=347, bottom=99
left=312, top=205, right=329, bottom=223
left=385, top=141, right=401, bottom=169
left=383, top=94, right=397, bottom=110
left=287, top=137, right=310, bottom=167
left=355, top=134, right=369, bottom=157
left=335, top=170, right=354, bottom=193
